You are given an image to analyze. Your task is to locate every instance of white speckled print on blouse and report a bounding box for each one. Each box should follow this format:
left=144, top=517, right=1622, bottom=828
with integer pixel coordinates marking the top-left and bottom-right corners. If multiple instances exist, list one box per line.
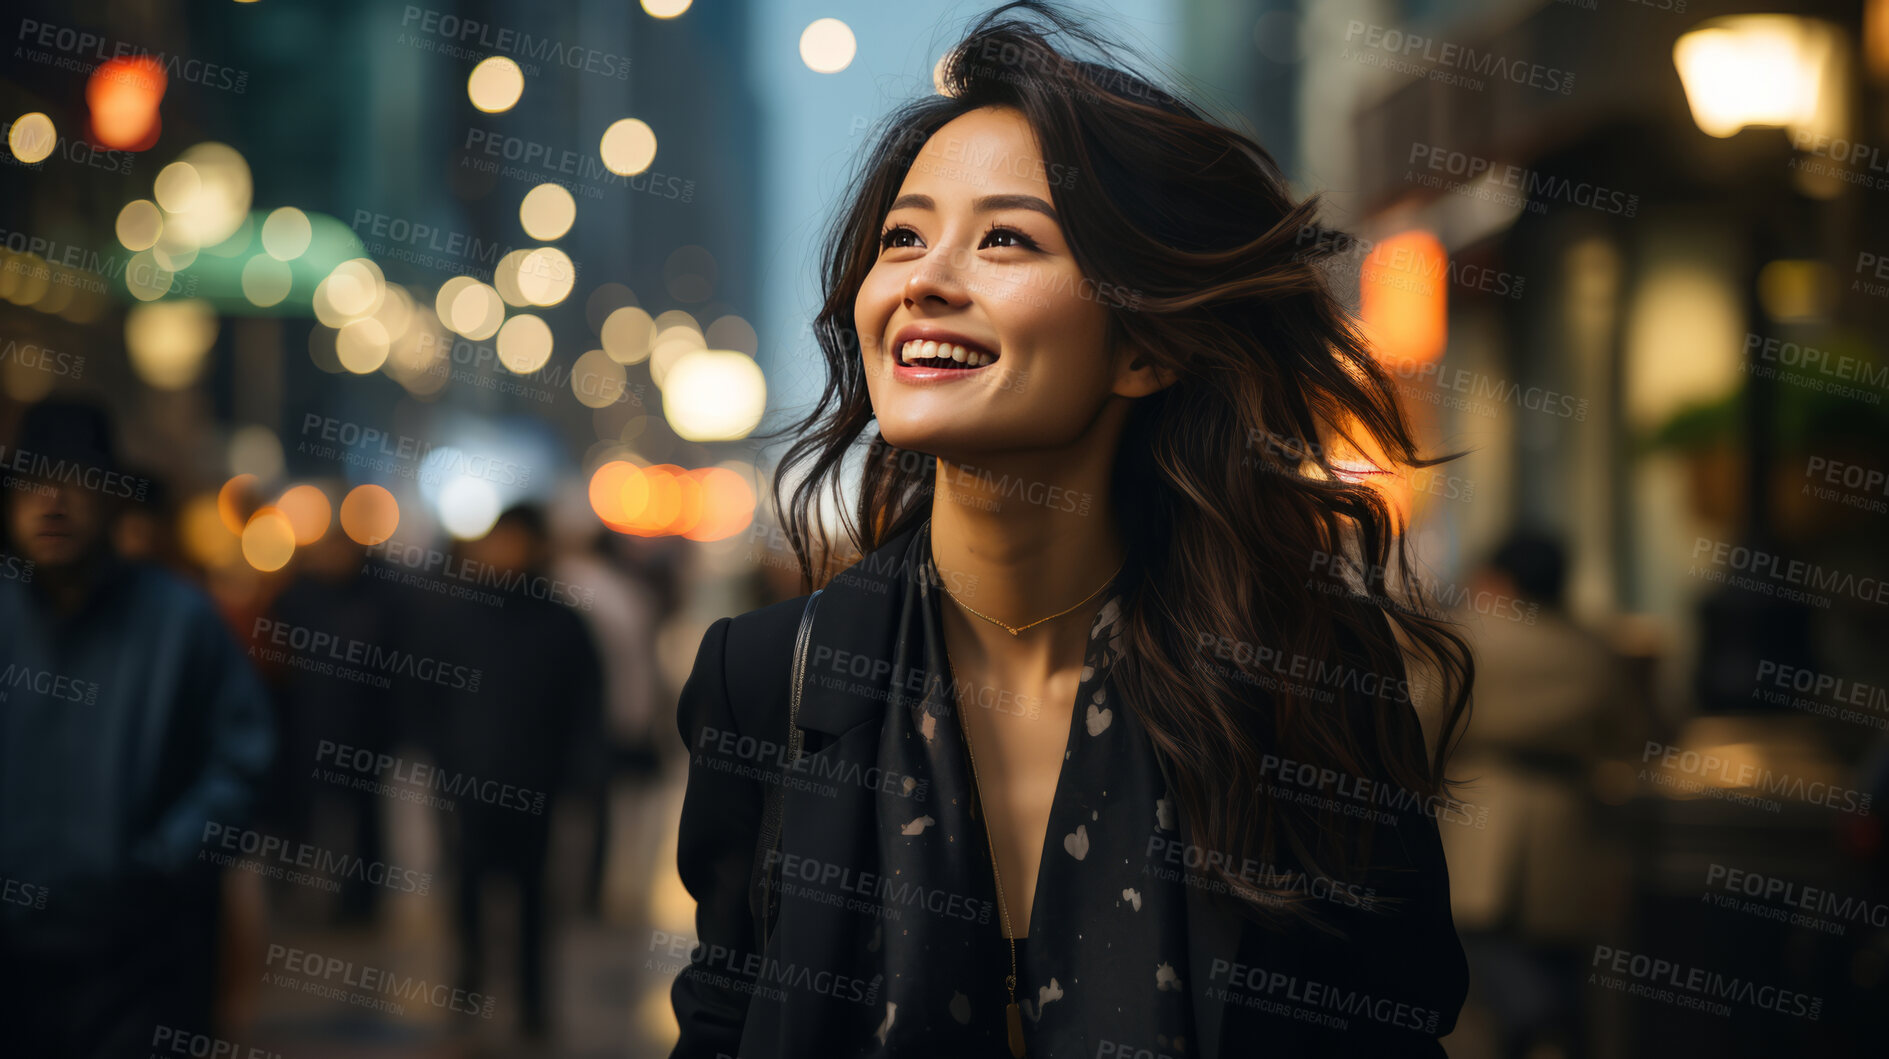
left=864, top=521, right=1195, bottom=1058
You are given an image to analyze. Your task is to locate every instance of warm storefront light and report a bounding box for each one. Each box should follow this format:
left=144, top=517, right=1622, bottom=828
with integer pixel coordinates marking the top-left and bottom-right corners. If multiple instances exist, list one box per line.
left=1359, top=229, right=1448, bottom=369
left=1673, top=16, right=1847, bottom=141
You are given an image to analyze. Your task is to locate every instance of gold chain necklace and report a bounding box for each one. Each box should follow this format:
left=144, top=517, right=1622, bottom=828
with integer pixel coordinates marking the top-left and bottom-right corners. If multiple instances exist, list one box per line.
left=937, top=558, right=1125, bottom=637
left=947, top=656, right=1027, bottom=1057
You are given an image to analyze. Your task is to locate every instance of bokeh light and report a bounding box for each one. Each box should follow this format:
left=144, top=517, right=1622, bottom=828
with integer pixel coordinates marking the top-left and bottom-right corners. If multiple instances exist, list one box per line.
left=337, top=318, right=393, bottom=373
left=124, top=250, right=176, bottom=301
left=154, top=162, right=201, bottom=212
left=589, top=460, right=641, bottom=532
left=308, top=323, right=345, bottom=374
left=705, top=313, right=759, bottom=356
left=520, top=183, right=577, bottom=240
left=601, top=305, right=657, bottom=364
left=571, top=349, right=629, bottom=408
left=800, top=18, right=857, bottom=73
left=496, top=313, right=554, bottom=373
left=217, top=474, right=258, bottom=534
left=275, top=485, right=333, bottom=545
left=241, top=255, right=293, bottom=307
left=260, top=206, right=312, bottom=260
left=151, top=224, right=200, bottom=271
left=633, top=465, right=684, bottom=534
left=314, top=257, right=386, bottom=326
left=599, top=118, right=656, bottom=176
left=8, top=112, right=56, bottom=164
left=86, top=56, right=165, bottom=150
left=662, top=350, right=766, bottom=440
left=467, top=56, right=525, bottom=113
left=684, top=467, right=757, bottom=541
left=125, top=299, right=219, bottom=389
left=517, top=247, right=575, bottom=306
left=228, top=426, right=284, bottom=480
left=386, top=306, right=453, bottom=396
left=180, top=493, right=240, bottom=569
left=447, top=280, right=506, bottom=340
left=241, top=507, right=297, bottom=571
left=649, top=321, right=706, bottom=387
left=116, top=200, right=164, bottom=251
left=163, top=143, right=253, bottom=248
left=494, top=250, right=533, bottom=307
left=340, top=484, right=400, bottom=545
left=439, top=476, right=502, bottom=539
left=371, top=283, right=416, bottom=341
left=589, top=461, right=698, bottom=536
left=436, top=276, right=479, bottom=325
left=642, top=0, right=692, bottom=17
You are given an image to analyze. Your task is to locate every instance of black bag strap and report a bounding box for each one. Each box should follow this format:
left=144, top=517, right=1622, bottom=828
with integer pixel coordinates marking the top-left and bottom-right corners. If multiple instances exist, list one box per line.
left=748, top=589, right=822, bottom=956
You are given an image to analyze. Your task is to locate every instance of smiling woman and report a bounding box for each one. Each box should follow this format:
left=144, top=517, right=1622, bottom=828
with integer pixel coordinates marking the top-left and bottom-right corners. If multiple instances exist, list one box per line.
left=670, top=3, right=1475, bottom=1058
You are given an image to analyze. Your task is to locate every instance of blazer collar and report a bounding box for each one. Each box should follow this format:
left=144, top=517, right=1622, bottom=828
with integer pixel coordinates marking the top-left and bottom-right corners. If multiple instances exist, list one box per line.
left=794, top=518, right=928, bottom=736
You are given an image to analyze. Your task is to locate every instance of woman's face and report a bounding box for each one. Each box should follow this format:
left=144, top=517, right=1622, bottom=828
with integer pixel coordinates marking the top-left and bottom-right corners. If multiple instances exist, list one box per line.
left=855, top=105, right=1144, bottom=462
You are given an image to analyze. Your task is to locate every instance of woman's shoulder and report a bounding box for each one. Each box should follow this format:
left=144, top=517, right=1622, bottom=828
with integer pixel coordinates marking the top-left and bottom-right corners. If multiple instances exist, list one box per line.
left=720, top=592, right=816, bottom=658
left=685, top=594, right=816, bottom=735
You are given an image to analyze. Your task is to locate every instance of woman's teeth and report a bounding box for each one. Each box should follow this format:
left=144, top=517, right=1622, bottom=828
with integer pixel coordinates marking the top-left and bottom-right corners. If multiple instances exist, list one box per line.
left=899, top=340, right=995, bottom=368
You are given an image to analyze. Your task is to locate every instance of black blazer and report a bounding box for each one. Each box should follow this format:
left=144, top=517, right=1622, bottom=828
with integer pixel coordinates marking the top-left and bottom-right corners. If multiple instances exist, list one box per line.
left=670, top=528, right=1469, bottom=1058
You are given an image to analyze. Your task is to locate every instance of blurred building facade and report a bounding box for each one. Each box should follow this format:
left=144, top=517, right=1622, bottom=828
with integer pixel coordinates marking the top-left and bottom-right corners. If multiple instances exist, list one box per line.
left=1180, top=0, right=1889, bottom=1054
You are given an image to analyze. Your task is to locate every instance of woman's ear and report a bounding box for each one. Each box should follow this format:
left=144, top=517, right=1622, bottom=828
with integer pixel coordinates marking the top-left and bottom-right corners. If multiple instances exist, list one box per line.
left=1111, top=346, right=1178, bottom=399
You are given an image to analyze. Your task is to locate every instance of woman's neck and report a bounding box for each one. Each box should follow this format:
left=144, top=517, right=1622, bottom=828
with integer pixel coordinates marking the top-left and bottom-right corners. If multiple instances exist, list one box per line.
left=928, top=451, right=1123, bottom=672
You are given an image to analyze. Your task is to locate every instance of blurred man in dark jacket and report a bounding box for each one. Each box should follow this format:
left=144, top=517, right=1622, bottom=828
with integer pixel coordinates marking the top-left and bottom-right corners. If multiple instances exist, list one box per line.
left=403, top=503, right=602, bottom=1039
left=0, top=399, right=274, bottom=1056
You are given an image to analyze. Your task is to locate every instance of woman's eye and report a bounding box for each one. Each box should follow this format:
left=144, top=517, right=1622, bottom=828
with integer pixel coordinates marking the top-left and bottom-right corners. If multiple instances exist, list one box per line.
left=981, top=225, right=1038, bottom=251
left=879, top=225, right=921, bottom=250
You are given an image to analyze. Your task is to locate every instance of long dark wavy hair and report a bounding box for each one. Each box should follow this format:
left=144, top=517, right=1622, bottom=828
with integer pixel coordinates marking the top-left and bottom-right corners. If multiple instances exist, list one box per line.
left=771, top=1, right=1473, bottom=928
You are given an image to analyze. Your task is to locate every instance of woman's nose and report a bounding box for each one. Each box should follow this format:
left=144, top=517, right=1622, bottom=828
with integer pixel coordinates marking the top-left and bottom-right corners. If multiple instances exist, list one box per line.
left=903, top=244, right=974, bottom=308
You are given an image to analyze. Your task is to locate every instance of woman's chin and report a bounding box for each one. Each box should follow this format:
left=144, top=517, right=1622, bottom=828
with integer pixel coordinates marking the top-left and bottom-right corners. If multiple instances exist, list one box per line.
left=875, top=427, right=980, bottom=466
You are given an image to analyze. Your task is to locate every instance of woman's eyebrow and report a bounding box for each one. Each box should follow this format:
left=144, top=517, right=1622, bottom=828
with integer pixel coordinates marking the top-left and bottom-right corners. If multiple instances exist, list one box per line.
left=887, top=192, right=1059, bottom=223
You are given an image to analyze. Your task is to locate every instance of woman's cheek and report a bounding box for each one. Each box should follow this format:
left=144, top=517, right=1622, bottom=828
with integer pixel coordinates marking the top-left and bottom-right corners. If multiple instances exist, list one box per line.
left=853, top=270, right=887, bottom=330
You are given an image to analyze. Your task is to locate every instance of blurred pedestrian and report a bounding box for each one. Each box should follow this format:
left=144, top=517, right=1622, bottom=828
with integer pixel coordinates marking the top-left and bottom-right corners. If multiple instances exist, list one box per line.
left=1442, top=530, right=1647, bottom=1059
left=257, top=522, right=403, bottom=925
left=405, top=503, right=603, bottom=1039
left=0, top=398, right=274, bottom=1056
left=548, top=513, right=665, bottom=923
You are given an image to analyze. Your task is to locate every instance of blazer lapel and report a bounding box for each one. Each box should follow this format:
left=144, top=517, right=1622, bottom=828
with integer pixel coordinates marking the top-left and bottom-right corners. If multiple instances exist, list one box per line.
left=795, top=523, right=925, bottom=737
left=769, top=523, right=925, bottom=1055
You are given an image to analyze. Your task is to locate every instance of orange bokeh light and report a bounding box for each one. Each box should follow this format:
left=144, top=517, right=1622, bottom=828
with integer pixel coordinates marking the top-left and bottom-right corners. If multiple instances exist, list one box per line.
left=590, top=461, right=757, bottom=539
left=1359, top=230, right=1448, bottom=370
left=619, top=465, right=651, bottom=524
left=179, top=492, right=240, bottom=568
left=684, top=467, right=757, bottom=541
left=241, top=506, right=296, bottom=572
left=588, top=460, right=639, bottom=532
left=86, top=56, right=167, bottom=151
left=339, top=484, right=400, bottom=545
left=624, top=465, right=683, bottom=536
left=668, top=471, right=705, bottom=536
left=217, top=474, right=258, bottom=534
left=275, top=484, right=332, bottom=545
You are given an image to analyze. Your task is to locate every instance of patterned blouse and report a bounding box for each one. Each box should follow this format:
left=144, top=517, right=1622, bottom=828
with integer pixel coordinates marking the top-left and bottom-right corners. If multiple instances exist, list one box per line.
left=865, top=521, right=1195, bottom=1057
